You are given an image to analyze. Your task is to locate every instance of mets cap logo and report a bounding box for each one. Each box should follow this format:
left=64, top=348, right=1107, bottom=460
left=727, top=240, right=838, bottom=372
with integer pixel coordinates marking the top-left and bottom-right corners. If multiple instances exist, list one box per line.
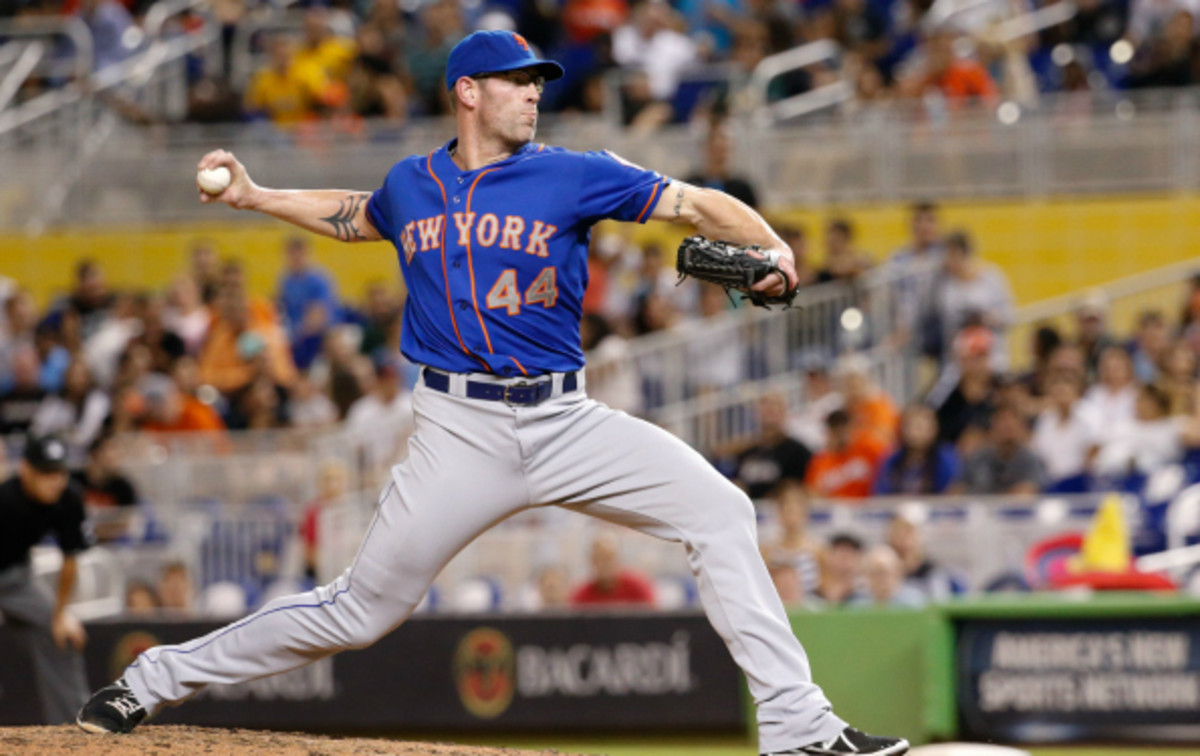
left=454, top=627, right=515, bottom=718
left=511, top=32, right=530, bottom=52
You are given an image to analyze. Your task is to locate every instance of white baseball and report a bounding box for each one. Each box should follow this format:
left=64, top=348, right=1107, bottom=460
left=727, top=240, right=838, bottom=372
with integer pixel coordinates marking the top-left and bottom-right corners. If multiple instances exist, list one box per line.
left=197, top=166, right=232, bottom=195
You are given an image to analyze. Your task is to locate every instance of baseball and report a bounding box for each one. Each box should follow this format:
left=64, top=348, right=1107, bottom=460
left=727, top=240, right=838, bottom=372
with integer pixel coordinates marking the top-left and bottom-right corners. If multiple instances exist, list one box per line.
left=197, top=166, right=232, bottom=195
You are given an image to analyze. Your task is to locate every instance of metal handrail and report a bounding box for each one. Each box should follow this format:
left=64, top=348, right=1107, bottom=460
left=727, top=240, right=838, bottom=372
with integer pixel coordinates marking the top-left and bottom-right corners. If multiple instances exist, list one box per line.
left=0, top=16, right=94, bottom=83
left=0, top=40, right=44, bottom=112
left=748, top=39, right=851, bottom=125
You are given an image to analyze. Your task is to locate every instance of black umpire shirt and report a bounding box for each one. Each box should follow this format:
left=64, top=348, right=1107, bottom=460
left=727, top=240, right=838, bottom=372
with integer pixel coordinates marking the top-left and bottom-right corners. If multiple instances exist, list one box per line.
left=0, top=476, right=90, bottom=572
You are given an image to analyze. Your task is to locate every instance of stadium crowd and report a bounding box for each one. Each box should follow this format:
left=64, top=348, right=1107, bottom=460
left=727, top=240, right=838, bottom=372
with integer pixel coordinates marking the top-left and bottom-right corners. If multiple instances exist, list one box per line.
left=6, top=0, right=1200, bottom=126
left=2, top=196, right=1200, bottom=615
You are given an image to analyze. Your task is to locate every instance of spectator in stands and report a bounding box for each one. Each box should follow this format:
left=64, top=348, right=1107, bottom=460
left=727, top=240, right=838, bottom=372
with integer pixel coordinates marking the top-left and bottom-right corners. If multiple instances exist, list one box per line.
left=684, top=118, right=759, bottom=209
left=735, top=394, right=813, bottom=500
left=837, top=354, right=899, bottom=449
left=403, top=0, right=464, bottom=115
left=1019, top=325, right=1064, bottom=401
left=1080, top=345, right=1138, bottom=430
left=817, top=218, right=873, bottom=284
left=787, top=363, right=843, bottom=452
left=299, top=460, right=349, bottom=582
left=31, top=359, right=109, bottom=452
left=199, top=282, right=297, bottom=396
left=874, top=404, right=960, bottom=495
left=0, top=343, right=46, bottom=436
left=33, top=320, right=70, bottom=394
left=347, top=22, right=409, bottom=122
left=1, top=288, right=35, bottom=380
left=353, top=281, right=403, bottom=359
left=529, top=564, right=572, bottom=611
left=613, top=2, right=698, bottom=113
left=768, top=559, right=806, bottom=608
left=805, top=409, right=887, bottom=499
left=928, top=326, right=998, bottom=449
left=163, top=276, right=210, bottom=356
left=959, top=404, right=1045, bottom=495
left=318, top=327, right=370, bottom=419
left=887, top=201, right=946, bottom=357
left=778, top=225, right=822, bottom=289
left=897, top=27, right=999, bottom=108
left=761, top=482, right=821, bottom=598
left=1093, top=382, right=1191, bottom=483
left=637, top=242, right=695, bottom=316
left=850, top=546, right=926, bottom=609
left=1032, top=371, right=1097, bottom=491
left=570, top=532, right=656, bottom=607
left=124, top=582, right=159, bottom=617
left=157, top=561, right=195, bottom=616
left=936, top=230, right=1014, bottom=369
left=344, top=357, right=413, bottom=474
left=684, top=283, right=742, bottom=392
left=78, top=0, right=140, bottom=71
left=1128, top=309, right=1170, bottom=384
left=1074, top=290, right=1116, bottom=381
left=1159, top=343, right=1197, bottom=416
left=810, top=533, right=863, bottom=606
left=133, top=293, right=187, bottom=374
left=72, top=433, right=138, bottom=542
left=278, top=236, right=338, bottom=340
left=227, top=373, right=287, bottom=431
left=580, top=313, right=642, bottom=414
left=140, top=373, right=225, bottom=434
left=887, top=513, right=959, bottom=602
left=83, top=291, right=141, bottom=389
left=287, top=374, right=339, bottom=429
left=189, top=240, right=222, bottom=305
left=245, top=35, right=319, bottom=125
left=1128, top=10, right=1196, bottom=88
left=295, top=7, right=357, bottom=86
left=63, top=259, right=114, bottom=344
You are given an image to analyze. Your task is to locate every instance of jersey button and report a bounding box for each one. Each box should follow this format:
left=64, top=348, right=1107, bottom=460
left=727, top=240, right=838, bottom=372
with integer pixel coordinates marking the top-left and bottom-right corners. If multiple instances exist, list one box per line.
left=453, top=196, right=461, bottom=204
left=452, top=260, right=462, bottom=269
left=457, top=301, right=468, bottom=311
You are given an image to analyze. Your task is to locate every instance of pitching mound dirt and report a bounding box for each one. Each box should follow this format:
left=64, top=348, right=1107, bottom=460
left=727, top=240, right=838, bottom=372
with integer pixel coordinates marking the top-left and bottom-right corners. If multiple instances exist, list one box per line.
left=0, top=725, right=582, bottom=756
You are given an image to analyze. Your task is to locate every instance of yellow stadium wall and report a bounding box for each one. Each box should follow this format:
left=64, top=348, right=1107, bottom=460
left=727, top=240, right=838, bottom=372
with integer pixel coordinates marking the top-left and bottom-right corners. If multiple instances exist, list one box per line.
left=5, top=193, right=1200, bottom=309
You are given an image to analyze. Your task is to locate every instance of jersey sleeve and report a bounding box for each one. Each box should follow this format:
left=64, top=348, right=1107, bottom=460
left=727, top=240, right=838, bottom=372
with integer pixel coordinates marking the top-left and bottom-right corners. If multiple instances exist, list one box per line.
left=366, top=173, right=397, bottom=241
left=577, top=150, right=671, bottom=224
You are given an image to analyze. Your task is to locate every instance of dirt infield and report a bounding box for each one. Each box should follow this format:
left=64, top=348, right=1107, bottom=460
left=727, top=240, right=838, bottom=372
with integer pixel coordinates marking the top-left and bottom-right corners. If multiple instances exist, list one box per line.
left=0, top=726, right=580, bottom=756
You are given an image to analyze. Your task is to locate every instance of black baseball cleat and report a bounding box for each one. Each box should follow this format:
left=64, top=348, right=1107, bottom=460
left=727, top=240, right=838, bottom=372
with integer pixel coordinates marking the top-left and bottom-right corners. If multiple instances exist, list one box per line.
left=76, top=678, right=148, bottom=734
left=764, top=726, right=910, bottom=755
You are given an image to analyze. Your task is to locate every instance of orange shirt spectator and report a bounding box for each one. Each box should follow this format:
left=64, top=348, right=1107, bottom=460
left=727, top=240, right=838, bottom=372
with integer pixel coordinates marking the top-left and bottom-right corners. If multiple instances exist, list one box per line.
left=143, top=395, right=225, bottom=433
left=199, top=285, right=298, bottom=395
left=805, top=409, right=887, bottom=498
left=850, top=392, right=900, bottom=449
left=934, top=60, right=998, bottom=104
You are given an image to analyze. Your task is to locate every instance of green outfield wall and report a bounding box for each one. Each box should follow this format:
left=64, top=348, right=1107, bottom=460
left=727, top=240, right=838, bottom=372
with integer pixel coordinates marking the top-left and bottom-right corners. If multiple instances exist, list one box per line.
left=774, top=593, right=1200, bottom=746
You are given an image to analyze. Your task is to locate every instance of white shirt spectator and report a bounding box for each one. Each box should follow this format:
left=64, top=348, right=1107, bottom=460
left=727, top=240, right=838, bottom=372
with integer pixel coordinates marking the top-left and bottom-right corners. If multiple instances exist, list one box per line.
left=938, top=262, right=1014, bottom=369
left=1031, top=405, right=1098, bottom=483
left=1093, top=417, right=1183, bottom=476
left=1128, top=0, right=1200, bottom=41
left=344, top=389, right=413, bottom=471
left=613, top=15, right=698, bottom=100
left=1079, top=384, right=1138, bottom=430
left=32, top=391, right=110, bottom=450
left=786, top=390, right=843, bottom=452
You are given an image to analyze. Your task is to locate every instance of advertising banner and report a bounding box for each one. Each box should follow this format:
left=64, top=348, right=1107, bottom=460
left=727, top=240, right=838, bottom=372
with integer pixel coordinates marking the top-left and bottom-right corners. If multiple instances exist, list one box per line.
left=958, top=618, right=1200, bottom=742
left=0, top=612, right=744, bottom=732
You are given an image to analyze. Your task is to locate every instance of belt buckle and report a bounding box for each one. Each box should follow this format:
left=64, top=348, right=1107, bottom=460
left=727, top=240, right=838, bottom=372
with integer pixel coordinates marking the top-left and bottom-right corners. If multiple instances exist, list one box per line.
left=503, top=381, right=533, bottom=407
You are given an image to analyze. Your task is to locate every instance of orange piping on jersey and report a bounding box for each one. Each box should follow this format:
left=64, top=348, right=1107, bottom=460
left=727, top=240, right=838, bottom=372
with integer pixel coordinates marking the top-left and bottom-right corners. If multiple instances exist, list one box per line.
left=635, top=177, right=668, bottom=224
left=464, top=167, right=501, bottom=354
left=509, top=356, right=529, bottom=376
left=427, top=151, right=490, bottom=372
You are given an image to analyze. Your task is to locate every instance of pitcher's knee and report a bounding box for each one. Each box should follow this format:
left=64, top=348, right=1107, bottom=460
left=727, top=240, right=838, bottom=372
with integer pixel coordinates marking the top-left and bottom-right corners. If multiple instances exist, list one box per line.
left=335, top=596, right=420, bottom=650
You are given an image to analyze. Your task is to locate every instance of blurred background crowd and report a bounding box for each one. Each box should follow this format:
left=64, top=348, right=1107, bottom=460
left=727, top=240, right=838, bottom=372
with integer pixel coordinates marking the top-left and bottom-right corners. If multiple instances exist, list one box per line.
left=5, top=187, right=1200, bottom=618
left=4, top=0, right=1200, bottom=128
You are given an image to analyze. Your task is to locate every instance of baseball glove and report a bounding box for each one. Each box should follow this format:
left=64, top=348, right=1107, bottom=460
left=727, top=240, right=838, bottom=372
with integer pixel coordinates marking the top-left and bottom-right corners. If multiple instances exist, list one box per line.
left=675, top=235, right=800, bottom=309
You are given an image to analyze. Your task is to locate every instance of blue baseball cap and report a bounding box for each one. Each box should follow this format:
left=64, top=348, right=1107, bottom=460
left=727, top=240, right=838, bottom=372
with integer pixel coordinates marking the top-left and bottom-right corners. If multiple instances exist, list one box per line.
left=444, top=30, right=565, bottom=92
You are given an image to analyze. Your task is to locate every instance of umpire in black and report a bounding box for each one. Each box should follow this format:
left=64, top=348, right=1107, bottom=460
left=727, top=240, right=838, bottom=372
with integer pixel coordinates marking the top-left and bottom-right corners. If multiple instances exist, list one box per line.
left=0, top=434, right=91, bottom=723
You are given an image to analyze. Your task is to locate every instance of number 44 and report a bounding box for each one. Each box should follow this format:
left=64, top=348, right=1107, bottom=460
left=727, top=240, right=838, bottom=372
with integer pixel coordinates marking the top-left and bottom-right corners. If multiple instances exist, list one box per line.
left=486, top=267, right=558, bottom=315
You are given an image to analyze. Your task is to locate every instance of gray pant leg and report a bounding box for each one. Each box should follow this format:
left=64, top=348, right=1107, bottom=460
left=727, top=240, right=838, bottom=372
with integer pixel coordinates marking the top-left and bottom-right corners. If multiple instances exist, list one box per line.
left=525, top=397, right=846, bottom=754
left=124, top=388, right=530, bottom=714
left=0, top=565, right=90, bottom=724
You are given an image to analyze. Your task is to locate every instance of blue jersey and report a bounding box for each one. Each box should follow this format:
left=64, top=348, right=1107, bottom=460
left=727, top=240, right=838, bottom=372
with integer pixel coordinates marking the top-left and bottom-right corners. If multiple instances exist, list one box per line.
left=366, top=139, right=670, bottom=377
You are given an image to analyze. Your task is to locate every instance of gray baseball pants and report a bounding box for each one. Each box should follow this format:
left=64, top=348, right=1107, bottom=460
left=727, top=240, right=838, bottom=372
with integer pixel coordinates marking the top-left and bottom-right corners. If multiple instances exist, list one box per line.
left=0, top=564, right=90, bottom=724
left=123, top=371, right=845, bottom=753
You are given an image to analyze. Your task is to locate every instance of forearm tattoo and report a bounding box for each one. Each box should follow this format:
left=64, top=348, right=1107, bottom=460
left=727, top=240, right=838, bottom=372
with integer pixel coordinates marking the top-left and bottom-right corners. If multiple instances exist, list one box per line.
left=321, top=192, right=370, bottom=241
left=673, top=185, right=684, bottom=220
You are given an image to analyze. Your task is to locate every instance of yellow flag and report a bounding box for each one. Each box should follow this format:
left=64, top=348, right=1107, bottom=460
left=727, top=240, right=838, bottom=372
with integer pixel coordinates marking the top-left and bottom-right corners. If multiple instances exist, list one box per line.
left=1071, top=494, right=1131, bottom=573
